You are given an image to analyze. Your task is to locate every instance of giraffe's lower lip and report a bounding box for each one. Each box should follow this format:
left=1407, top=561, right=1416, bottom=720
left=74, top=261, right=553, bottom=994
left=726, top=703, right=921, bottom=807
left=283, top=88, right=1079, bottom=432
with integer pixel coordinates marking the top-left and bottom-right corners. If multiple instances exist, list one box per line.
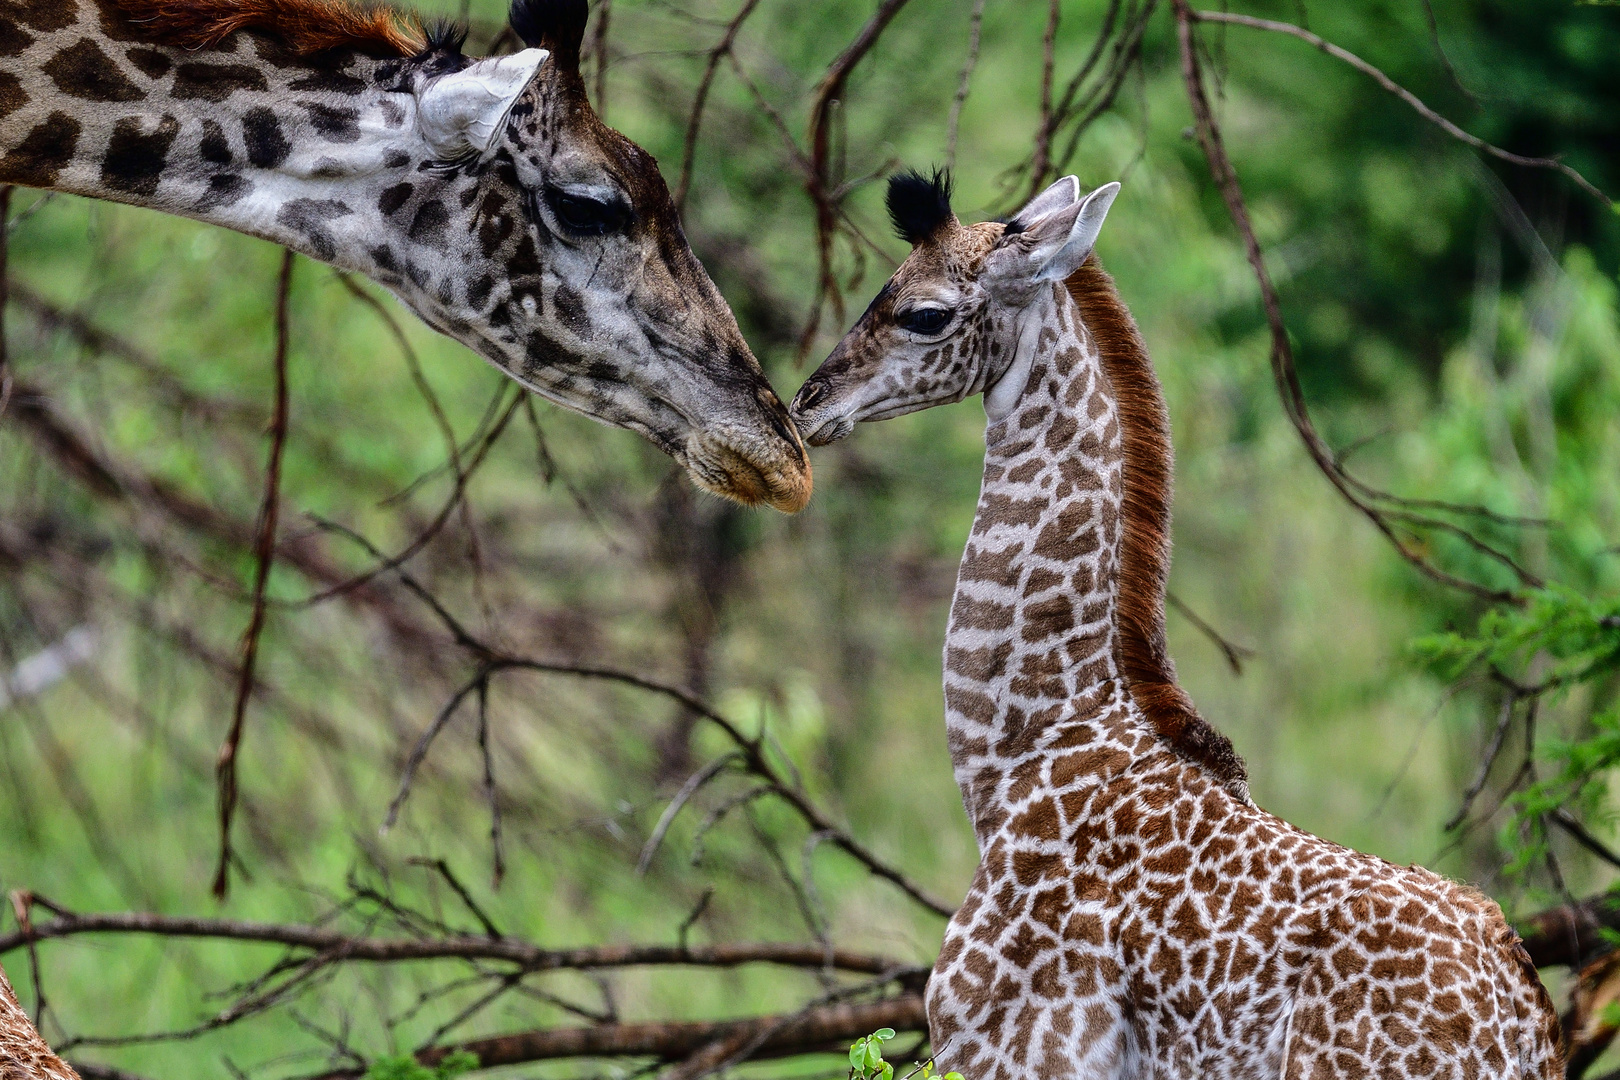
left=685, top=437, right=813, bottom=513
left=801, top=414, right=854, bottom=446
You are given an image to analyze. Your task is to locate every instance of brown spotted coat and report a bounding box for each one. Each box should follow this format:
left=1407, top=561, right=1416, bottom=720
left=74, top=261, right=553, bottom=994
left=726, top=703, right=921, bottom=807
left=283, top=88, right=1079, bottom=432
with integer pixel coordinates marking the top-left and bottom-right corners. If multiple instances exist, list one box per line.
left=791, top=178, right=1563, bottom=1079
left=0, top=964, right=75, bottom=1080
left=0, top=0, right=810, bottom=510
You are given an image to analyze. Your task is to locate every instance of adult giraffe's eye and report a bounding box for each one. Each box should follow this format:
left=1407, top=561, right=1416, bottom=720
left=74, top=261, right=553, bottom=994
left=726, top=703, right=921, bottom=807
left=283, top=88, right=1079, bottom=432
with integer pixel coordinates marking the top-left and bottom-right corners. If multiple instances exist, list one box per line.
left=543, top=187, right=629, bottom=236
left=897, top=307, right=953, bottom=335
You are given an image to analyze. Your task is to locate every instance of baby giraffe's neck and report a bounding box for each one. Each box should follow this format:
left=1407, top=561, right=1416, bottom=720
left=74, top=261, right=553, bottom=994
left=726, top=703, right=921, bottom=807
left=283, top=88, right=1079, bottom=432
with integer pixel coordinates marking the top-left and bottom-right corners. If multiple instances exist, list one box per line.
left=946, top=275, right=1138, bottom=846
left=944, top=261, right=1248, bottom=848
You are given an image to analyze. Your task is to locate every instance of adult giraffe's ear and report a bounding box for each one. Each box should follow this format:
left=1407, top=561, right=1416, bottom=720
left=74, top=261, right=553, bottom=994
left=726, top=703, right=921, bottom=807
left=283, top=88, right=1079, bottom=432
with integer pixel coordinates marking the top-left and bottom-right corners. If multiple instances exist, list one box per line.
left=417, top=49, right=549, bottom=160
left=510, top=0, right=588, bottom=73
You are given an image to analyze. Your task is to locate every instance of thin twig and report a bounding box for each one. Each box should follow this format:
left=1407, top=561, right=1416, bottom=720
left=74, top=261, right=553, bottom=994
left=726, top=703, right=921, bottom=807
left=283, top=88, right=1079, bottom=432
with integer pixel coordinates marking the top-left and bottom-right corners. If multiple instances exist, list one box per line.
left=1444, top=689, right=1518, bottom=831
left=1190, top=10, right=1611, bottom=206
left=593, top=0, right=612, bottom=118
left=382, top=672, right=487, bottom=832
left=673, top=0, right=763, bottom=209
left=0, top=185, right=12, bottom=420
left=799, top=0, right=918, bottom=359
left=1552, top=810, right=1620, bottom=874
left=474, top=679, right=505, bottom=891
left=406, top=859, right=502, bottom=940
left=1166, top=592, right=1253, bottom=675
left=944, top=0, right=985, bottom=172
left=213, top=248, right=295, bottom=901
left=637, top=753, right=742, bottom=875
left=1418, top=0, right=1480, bottom=108
left=1027, top=0, right=1062, bottom=200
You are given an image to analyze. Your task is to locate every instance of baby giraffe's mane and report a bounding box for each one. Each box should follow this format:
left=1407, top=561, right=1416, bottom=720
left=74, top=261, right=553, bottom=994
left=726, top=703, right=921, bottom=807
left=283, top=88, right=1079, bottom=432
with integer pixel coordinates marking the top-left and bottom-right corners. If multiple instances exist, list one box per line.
left=1065, top=257, right=1249, bottom=796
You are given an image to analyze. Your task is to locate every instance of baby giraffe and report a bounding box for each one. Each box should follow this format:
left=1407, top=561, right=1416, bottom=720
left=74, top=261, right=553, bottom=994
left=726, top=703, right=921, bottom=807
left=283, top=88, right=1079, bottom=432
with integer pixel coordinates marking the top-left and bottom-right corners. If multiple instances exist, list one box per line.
left=790, top=172, right=1561, bottom=1079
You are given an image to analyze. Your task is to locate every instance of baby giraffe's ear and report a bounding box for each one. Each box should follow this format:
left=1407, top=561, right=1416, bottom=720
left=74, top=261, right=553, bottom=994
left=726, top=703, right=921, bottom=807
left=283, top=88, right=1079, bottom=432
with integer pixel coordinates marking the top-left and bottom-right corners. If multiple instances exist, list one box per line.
left=987, top=180, right=1121, bottom=296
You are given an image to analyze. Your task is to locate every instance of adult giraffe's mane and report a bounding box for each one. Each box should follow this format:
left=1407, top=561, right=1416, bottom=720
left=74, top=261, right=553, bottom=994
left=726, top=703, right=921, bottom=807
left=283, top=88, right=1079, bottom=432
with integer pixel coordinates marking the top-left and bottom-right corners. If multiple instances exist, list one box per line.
left=105, top=0, right=430, bottom=57
left=1066, top=256, right=1251, bottom=799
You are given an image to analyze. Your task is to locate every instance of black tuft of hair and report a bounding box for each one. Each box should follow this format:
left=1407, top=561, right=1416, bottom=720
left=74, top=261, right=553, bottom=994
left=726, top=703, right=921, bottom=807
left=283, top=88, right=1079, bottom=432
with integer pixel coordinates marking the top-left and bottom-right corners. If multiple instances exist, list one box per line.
left=886, top=168, right=954, bottom=245
left=510, top=0, right=589, bottom=72
left=423, top=18, right=469, bottom=57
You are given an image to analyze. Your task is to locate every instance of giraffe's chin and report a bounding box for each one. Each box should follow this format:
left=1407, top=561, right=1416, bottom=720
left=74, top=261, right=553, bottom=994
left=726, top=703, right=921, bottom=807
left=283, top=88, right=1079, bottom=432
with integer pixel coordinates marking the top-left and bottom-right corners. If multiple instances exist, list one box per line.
left=683, top=438, right=813, bottom=513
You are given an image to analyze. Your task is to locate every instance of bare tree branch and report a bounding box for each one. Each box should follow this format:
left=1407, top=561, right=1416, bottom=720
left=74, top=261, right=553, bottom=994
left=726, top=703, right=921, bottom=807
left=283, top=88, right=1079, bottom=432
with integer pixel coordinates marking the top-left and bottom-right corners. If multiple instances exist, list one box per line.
left=307, top=992, right=927, bottom=1078
left=1190, top=10, right=1611, bottom=207
left=0, top=910, right=908, bottom=976
left=214, top=248, right=296, bottom=901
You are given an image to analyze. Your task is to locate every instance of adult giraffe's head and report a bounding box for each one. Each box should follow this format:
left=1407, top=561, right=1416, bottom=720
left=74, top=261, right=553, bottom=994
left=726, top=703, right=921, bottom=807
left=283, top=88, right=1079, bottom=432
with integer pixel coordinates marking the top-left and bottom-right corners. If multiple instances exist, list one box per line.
left=789, top=170, right=1118, bottom=444
left=0, top=0, right=810, bottom=510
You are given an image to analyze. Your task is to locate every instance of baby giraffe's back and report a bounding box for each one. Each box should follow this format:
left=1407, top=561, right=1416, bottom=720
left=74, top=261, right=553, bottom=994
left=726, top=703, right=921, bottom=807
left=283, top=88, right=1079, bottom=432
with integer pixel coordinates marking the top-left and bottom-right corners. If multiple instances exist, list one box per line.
left=931, top=744, right=1562, bottom=1079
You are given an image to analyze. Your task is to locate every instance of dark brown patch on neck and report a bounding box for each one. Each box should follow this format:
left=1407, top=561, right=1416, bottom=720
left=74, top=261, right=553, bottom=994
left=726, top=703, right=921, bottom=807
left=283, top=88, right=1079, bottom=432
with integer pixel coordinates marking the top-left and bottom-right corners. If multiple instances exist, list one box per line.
left=1065, top=256, right=1250, bottom=799
left=104, top=0, right=426, bottom=57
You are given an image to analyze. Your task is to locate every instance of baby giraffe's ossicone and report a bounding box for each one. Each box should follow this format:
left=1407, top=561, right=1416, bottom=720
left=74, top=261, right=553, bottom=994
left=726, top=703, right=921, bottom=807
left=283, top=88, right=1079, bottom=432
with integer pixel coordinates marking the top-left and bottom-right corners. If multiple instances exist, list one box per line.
left=791, top=174, right=1560, bottom=1078
left=791, top=169, right=1119, bottom=447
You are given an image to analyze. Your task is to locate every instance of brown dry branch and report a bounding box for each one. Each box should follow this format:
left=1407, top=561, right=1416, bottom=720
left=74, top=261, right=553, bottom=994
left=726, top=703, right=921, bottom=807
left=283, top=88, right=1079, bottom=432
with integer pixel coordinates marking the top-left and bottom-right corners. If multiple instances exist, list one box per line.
left=1171, top=0, right=1529, bottom=606
left=672, top=0, right=762, bottom=208
left=1165, top=593, right=1254, bottom=676
left=214, top=249, right=297, bottom=901
left=306, top=992, right=927, bottom=1079
left=0, top=184, right=13, bottom=420
left=1026, top=0, right=1062, bottom=203
left=1188, top=10, right=1611, bottom=208
left=942, top=0, right=985, bottom=172
left=317, top=515, right=958, bottom=918
left=798, top=0, right=916, bottom=359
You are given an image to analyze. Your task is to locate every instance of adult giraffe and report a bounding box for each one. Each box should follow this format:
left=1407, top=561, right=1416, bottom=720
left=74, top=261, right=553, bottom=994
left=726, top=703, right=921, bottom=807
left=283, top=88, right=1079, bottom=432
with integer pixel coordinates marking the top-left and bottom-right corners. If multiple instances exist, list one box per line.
left=790, top=171, right=1562, bottom=1078
left=0, top=963, right=74, bottom=1079
left=0, top=0, right=810, bottom=511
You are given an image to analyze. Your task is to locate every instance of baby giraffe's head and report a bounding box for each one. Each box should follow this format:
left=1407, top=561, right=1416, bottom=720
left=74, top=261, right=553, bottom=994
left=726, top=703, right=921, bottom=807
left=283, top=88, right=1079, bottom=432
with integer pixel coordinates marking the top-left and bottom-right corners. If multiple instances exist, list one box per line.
left=790, top=170, right=1119, bottom=445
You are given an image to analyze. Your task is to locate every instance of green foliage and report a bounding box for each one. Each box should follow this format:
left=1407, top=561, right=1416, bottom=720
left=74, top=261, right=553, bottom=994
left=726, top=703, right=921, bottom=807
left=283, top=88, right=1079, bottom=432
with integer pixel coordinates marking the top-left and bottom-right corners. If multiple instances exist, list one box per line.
left=363, top=1050, right=479, bottom=1080
left=1416, top=588, right=1620, bottom=876
left=847, top=1028, right=962, bottom=1080
left=1414, top=588, right=1620, bottom=687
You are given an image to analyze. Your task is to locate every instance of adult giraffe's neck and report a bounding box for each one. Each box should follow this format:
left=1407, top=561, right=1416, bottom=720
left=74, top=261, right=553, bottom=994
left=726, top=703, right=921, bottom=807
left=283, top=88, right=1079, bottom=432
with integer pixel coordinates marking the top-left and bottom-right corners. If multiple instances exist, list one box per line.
left=0, top=0, right=428, bottom=278
left=943, top=258, right=1247, bottom=846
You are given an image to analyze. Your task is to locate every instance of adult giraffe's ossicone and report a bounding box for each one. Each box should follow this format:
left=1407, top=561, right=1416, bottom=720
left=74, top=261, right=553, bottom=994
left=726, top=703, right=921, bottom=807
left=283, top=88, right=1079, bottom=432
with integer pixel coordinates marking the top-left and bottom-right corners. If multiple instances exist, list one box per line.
left=0, top=0, right=810, bottom=511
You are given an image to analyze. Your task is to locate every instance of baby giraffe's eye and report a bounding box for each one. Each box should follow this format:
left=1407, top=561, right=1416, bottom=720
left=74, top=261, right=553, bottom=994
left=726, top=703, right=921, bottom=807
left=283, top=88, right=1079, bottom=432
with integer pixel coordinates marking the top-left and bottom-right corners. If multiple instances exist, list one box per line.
left=897, top=307, right=953, bottom=335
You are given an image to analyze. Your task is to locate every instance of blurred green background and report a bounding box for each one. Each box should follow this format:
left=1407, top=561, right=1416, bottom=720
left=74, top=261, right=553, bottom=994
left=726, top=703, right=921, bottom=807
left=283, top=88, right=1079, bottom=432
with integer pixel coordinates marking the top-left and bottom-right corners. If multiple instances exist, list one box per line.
left=1, top=0, right=1618, bottom=1075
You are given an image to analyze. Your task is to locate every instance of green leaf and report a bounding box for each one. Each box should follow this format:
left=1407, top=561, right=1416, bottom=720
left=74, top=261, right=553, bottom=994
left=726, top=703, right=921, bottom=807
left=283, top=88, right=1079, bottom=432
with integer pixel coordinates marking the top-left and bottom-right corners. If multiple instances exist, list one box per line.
left=944, top=1072, right=966, bottom=1080
left=865, top=1040, right=884, bottom=1069
left=874, top=1028, right=896, bottom=1040
left=436, top=1050, right=480, bottom=1079
left=850, top=1041, right=868, bottom=1072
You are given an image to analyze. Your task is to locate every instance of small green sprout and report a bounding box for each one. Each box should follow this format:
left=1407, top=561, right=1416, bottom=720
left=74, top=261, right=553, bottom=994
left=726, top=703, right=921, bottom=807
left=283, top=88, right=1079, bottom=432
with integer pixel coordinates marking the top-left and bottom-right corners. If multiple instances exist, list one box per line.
left=363, top=1049, right=479, bottom=1080
left=847, top=1029, right=963, bottom=1080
